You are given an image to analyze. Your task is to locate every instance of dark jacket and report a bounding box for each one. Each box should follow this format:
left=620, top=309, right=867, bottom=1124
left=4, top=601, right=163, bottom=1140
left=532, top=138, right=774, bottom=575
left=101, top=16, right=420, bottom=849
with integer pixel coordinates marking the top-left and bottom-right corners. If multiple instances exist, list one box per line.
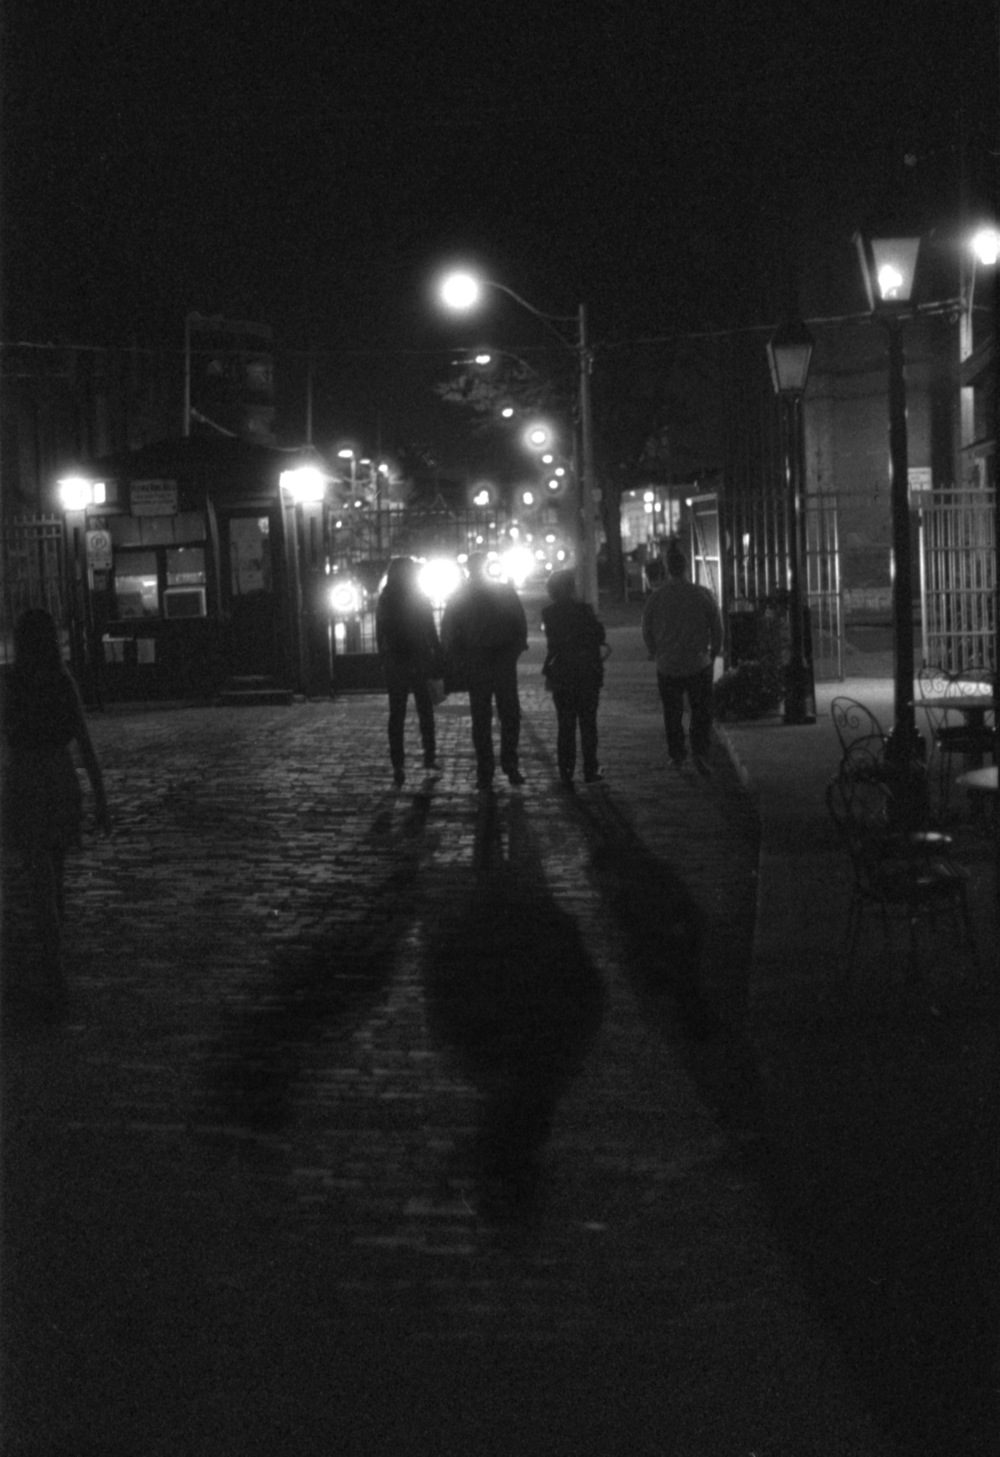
left=375, top=584, right=442, bottom=677
left=440, top=580, right=528, bottom=688
left=541, top=599, right=606, bottom=689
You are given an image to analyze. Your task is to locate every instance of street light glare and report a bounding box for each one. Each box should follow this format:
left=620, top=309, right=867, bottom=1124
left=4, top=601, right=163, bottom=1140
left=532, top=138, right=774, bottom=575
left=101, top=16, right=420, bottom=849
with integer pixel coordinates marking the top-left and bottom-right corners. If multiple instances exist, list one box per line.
left=877, top=264, right=904, bottom=300
left=440, top=272, right=482, bottom=311
left=971, top=228, right=999, bottom=266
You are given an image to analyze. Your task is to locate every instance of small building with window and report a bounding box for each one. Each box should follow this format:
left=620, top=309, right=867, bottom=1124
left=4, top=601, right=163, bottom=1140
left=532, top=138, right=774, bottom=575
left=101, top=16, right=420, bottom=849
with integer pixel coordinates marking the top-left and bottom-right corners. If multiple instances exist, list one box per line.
left=66, top=436, right=309, bottom=702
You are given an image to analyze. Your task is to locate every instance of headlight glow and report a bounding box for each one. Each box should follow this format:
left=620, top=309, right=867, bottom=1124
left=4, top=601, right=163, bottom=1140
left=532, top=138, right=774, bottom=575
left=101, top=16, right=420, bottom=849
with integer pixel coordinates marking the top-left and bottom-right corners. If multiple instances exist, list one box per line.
left=418, top=557, right=463, bottom=605
left=329, top=578, right=362, bottom=615
left=501, top=546, right=535, bottom=587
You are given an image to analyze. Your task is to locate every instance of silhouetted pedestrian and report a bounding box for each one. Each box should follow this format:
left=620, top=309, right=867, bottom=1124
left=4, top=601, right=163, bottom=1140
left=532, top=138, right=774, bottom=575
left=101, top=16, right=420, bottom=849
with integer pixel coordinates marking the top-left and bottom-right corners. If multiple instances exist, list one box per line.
left=441, top=553, right=528, bottom=790
left=541, top=570, right=608, bottom=788
left=2, top=607, right=110, bottom=1004
left=375, top=557, right=444, bottom=787
left=641, top=543, right=723, bottom=775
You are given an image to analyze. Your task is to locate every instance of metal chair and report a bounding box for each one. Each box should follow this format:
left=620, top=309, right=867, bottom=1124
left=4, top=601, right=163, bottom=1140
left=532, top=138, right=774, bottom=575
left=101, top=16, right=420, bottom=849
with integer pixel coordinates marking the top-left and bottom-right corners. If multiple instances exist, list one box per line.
left=825, top=767, right=978, bottom=983
left=831, top=696, right=887, bottom=761
left=919, top=663, right=996, bottom=813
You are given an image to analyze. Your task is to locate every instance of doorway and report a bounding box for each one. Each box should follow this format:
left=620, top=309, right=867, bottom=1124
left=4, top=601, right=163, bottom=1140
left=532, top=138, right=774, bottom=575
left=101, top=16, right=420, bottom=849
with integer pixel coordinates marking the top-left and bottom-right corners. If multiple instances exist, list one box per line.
left=219, top=512, right=281, bottom=678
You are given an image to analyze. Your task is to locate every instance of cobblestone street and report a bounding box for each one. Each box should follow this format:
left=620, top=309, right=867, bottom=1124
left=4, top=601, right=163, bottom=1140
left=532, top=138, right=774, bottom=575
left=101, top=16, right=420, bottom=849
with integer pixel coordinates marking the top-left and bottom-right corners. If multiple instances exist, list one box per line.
left=2, top=636, right=895, bottom=1455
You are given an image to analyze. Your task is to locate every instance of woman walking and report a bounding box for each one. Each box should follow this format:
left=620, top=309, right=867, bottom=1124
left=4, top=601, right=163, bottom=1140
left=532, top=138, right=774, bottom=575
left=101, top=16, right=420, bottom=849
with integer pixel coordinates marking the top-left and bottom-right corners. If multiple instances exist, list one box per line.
left=2, top=607, right=110, bottom=1007
left=541, top=570, right=608, bottom=788
left=375, top=557, right=444, bottom=787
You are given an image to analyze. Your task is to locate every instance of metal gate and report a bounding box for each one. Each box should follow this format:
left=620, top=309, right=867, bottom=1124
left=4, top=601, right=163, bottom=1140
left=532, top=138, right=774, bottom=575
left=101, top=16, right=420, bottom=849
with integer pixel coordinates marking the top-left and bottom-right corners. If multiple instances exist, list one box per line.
left=805, top=492, right=843, bottom=682
left=687, top=493, right=722, bottom=599
left=919, top=489, right=996, bottom=672
left=704, top=486, right=843, bottom=681
left=1, top=515, right=68, bottom=663
left=324, top=500, right=512, bottom=686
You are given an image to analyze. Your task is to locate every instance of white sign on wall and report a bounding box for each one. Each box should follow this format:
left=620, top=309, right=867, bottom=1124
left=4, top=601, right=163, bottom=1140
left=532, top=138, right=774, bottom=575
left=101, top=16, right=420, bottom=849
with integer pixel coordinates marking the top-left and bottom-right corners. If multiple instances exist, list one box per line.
left=85, top=529, right=113, bottom=570
left=908, top=467, right=932, bottom=502
left=131, top=480, right=179, bottom=516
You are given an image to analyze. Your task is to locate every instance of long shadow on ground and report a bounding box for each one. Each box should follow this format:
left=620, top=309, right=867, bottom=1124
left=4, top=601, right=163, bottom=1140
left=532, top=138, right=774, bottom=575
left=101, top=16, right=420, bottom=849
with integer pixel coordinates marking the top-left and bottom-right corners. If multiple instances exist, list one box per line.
left=423, top=792, right=605, bottom=1222
left=196, top=787, right=439, bottom=1135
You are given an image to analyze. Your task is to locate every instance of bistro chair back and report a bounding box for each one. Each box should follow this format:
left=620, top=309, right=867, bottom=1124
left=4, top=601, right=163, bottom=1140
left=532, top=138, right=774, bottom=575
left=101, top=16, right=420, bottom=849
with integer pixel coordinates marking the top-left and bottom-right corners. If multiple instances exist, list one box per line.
left=918, top=663, right=996, bottom=813
left=825, top=766, right=978, bottom=984
left=831, top=697, right=886, bottom=761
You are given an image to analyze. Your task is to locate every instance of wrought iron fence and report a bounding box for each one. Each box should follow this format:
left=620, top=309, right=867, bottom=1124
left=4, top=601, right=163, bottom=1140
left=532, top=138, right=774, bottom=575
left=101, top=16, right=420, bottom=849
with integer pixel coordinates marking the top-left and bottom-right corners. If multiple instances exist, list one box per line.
left=326, top=500, right=511, bottom=658
left=1, top=516, right=68, bottom=662
left=919, top=489, right=996, bottom=673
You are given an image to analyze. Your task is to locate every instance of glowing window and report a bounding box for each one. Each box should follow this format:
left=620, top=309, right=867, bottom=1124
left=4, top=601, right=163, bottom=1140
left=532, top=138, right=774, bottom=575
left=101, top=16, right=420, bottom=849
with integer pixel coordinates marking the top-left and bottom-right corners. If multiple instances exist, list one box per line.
left=115, top=550, right=159, bottom=618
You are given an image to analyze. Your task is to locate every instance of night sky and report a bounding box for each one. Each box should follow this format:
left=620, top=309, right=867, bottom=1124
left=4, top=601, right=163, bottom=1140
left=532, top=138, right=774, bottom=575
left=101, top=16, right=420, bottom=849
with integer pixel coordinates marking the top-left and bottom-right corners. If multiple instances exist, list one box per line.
left=3, top=0, right=996, bottom=467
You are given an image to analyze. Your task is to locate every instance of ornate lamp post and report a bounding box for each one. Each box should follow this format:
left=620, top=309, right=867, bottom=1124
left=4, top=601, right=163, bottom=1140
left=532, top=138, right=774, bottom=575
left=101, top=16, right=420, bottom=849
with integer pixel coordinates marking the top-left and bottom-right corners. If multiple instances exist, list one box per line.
left=438, top=269, right=599, bottom=605
left=280, top=464, right=330, bottom=696
left=854, top=230, right=924, bottom=763
left=766, top=319, right=816, bottom=725
left=57, top=474, right=105, bottom=706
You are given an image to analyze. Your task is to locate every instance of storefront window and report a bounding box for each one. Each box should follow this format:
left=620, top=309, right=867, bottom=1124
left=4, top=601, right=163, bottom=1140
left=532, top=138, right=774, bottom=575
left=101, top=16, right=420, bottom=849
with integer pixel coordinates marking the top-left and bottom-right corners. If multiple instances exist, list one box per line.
left=166, top=546, right=206, bottom=586
left=114, top=550, right=159, bottom=618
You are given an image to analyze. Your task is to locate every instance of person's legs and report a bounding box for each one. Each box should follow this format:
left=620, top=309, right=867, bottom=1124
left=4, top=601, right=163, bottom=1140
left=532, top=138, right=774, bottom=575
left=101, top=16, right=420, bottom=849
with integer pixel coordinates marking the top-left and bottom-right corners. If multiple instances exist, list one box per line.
left=468, top=683, right=495, bottom=783
left=411, top=673, right=437, bottom=764
left=386, top=687, right=408, bottom=771
left=384, top=662, right=409, bottom=773
left=552, top=687, right=577, bottom=779
left=687, top=666, right=715, bottom=759
left=28, top=846, right=64, bottom=993
left=494, top=660, right=523, bottom=778
left=578, top=684, right=601, bottom=779
left=656, top=673, right=687, bottom=762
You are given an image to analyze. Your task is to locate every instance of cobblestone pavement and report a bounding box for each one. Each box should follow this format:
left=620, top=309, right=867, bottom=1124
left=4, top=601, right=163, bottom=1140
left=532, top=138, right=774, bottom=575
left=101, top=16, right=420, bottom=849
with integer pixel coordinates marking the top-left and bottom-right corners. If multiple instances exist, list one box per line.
left=3, top=631, right=893, bottom=1456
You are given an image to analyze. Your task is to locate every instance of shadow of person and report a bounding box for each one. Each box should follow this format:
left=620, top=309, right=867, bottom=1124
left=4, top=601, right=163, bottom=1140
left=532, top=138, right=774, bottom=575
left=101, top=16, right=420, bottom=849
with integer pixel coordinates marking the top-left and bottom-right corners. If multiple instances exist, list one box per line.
left=197, top=789, right=438, bottom=1140
left=424, top=794, right=605, bottom=1223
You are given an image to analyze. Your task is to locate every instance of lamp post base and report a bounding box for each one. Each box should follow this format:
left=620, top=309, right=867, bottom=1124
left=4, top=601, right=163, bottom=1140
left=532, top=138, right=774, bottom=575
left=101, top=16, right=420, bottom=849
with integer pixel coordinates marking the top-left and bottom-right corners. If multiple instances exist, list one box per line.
left=782, top=659, right=816, bottom=726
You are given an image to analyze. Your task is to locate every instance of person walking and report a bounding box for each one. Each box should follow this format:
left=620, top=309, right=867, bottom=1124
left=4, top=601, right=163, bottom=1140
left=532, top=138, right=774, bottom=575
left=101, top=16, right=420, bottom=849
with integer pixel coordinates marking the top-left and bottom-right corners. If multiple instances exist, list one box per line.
left=441, top=553, right=528, bottom=791
left=375, top=556, right=444, bottom=787
left=2, top=607, right=110, bottom=1007
left=641, top=542, right=723, bottom=775
left=541, top=569, right=608, bottom=789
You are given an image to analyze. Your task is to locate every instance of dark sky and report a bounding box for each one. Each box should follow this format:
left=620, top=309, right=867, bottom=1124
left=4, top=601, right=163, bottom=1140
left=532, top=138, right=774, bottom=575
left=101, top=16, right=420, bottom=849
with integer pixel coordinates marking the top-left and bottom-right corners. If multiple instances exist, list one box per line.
left=2, top=0, right=996, bottom=465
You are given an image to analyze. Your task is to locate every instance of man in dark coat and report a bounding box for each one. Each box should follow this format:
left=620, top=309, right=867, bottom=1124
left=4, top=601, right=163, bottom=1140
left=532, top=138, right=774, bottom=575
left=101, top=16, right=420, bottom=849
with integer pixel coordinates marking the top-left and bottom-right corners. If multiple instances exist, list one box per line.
left=541, top=569, right=607, bottom=788
left=441, top=553, right=529, bottom=790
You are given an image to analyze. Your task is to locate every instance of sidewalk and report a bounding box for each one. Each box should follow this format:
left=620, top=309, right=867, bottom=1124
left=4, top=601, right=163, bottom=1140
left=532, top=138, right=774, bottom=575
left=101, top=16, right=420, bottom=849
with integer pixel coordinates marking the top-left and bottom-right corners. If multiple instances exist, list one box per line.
left=1, top=610, right=993, bottom=1455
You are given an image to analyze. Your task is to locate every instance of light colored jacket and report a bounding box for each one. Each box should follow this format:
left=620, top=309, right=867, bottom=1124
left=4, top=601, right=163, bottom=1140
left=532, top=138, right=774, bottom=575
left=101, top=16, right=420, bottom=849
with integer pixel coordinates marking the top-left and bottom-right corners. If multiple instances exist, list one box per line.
left=641, top=577, right=723, bottom=677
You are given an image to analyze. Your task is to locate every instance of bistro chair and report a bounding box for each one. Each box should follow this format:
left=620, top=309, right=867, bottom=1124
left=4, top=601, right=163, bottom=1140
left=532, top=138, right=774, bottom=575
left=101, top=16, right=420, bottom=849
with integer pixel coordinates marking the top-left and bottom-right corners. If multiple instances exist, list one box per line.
left=831, top=697, right=887, bottom=774
left=918, top=663, right=996, bottom=814
left=825, top=765, right=978, bottom=985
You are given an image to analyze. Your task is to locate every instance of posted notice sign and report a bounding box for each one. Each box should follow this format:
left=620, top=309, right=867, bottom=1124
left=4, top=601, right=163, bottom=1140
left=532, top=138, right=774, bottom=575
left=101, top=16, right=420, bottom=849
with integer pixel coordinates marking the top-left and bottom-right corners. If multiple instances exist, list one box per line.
left=85, top=529, right=113, bottom=570
left=131, top=479, right=178, bottom=516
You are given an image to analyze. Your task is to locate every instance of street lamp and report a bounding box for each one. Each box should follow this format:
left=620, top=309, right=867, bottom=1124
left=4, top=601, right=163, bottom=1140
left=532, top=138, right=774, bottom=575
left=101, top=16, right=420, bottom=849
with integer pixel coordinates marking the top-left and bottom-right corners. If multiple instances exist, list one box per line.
left=437, top=269, right=599, bottom=605
left=766, top=319, right=816, bottom=725
left=854, top=228, right=924, bottom=764
left=959, top=225, right=1000, bottom=454
left=280, top=464, right=330, bottom=696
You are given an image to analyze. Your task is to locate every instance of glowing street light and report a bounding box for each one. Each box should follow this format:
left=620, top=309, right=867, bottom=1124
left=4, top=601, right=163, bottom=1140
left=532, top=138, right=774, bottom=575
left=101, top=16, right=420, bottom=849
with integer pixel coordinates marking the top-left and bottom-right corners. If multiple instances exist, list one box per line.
left=437, top=266, right=599, bottom=605
left=279, top=464, right=327, bottom=504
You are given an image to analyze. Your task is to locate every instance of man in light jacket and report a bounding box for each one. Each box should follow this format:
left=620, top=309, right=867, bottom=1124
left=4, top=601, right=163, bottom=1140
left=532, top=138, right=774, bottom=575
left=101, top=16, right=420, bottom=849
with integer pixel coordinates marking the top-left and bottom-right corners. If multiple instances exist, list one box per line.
left=641, top=543, right=723, bottom=774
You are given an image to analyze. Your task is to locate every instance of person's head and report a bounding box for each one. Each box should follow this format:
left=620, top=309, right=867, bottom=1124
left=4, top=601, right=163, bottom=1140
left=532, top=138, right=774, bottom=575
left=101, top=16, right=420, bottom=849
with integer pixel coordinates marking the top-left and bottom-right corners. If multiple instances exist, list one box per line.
left=666, top=543, right=688, bottom=579
left=465, top=552, right=488, bottom=582
left=14, top=607, right=62, bottom=673
left=546, top=568, right=577, bottom=603
left=384, top=556, right=419, bottom=591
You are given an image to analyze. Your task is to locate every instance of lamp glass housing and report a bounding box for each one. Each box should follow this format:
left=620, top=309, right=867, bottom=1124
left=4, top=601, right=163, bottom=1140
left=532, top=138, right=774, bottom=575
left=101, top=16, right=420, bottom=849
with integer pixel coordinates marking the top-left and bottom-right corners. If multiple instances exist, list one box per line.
left=57, top=476, right=95, bottom=512
left=766, top=321, right=814, bottom=394
left=855, top=232, right=921, bottom=310
left=280, top=466, right=327, bottom=504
